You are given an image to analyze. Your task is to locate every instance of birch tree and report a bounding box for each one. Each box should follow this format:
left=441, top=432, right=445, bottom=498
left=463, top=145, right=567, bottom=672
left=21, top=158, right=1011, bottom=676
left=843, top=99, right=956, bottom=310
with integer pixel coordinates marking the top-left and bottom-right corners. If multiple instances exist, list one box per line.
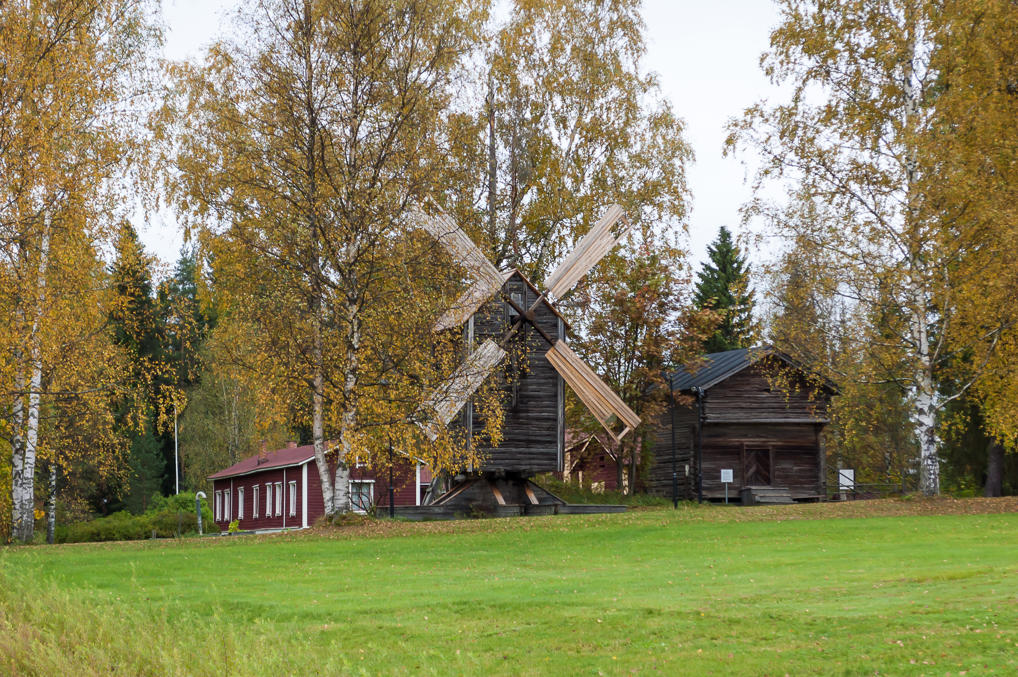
left=931, top=1, right=1018, bottom=461
left=441, top=0, right=689, bottom=286
left=166, top=0, right=498, bottom=520
left=1, top=0, right=159, bottom=541
left=728, top=0, right=1008, bottom=495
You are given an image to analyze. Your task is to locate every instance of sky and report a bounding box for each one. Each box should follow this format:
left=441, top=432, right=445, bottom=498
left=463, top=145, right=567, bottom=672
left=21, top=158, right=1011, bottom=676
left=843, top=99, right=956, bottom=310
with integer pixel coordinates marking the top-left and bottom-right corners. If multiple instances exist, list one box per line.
left=150, top=0, right=784, bottom=269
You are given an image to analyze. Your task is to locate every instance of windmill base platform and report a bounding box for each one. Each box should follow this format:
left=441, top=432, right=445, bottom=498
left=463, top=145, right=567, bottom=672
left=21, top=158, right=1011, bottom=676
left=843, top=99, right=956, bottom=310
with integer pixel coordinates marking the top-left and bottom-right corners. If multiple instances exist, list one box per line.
left=384, top=473, right=626, bottom=520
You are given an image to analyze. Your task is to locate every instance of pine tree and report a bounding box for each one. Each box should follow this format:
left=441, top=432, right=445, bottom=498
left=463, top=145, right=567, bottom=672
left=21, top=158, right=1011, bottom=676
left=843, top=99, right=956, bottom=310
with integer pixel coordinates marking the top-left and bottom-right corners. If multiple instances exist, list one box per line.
left=693, top=227, right=755, bottom=353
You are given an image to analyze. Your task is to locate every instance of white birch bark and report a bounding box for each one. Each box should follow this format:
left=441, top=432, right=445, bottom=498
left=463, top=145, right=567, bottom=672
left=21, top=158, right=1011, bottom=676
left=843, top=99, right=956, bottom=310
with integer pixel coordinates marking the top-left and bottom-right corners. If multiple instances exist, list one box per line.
left=312, top=334, right=336, bottom=518
left=902, top=27, right=940, bottom=496
left=334, top=295, right=360, bottom=516
left=9, top=369, right=27, bottom=541
left=12, top=223, right=50, bottom=543
left=46, top=462, right=57, bottom=545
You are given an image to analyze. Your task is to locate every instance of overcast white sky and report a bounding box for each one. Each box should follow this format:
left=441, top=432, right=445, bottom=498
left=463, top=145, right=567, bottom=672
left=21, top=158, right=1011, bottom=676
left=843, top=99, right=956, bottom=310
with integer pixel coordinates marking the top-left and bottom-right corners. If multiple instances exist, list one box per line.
left=149, top=0, right=784, bottom=269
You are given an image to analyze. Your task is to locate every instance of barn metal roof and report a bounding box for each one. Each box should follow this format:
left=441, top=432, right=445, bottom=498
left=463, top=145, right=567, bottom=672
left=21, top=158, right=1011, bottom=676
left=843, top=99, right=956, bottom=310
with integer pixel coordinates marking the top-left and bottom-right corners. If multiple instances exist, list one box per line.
left=208, top=445, right=316, bottom=480
left=667, top=347, right=769, bottom=392
left=667, top=346, right=838, bottom=393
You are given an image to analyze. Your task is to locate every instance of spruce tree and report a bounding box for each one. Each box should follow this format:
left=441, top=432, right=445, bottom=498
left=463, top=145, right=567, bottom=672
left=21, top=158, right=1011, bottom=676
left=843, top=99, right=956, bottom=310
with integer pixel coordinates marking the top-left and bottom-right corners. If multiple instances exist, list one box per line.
left=109, top=224, right=172, bottom=504
left=693, top=226, right=755, bottom=353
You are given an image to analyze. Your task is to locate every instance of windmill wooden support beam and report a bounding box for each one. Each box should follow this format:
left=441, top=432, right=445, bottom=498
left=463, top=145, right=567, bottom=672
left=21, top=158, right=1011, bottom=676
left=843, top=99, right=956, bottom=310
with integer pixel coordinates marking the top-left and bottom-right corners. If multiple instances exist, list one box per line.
left=420, top=338, right=506, bottom=441
left=544, top=205, right=628, bottom=300
left=410, top=205, right=503, bottom=290
left=433, top=271, right=513, bottom=333
left=545, top=340, right=640, bottom=443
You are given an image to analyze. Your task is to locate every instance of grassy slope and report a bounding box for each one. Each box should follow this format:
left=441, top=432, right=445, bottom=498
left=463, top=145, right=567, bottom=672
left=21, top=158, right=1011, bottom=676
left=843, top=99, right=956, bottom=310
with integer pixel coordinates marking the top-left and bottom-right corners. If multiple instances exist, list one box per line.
left=2, top=499, right=1018, bottom=676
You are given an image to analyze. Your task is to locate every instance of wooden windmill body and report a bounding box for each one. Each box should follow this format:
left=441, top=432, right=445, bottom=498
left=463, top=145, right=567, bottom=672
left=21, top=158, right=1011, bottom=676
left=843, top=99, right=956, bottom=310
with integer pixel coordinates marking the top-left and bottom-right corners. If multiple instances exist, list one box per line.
left=403, top=205, right=641, bottom=518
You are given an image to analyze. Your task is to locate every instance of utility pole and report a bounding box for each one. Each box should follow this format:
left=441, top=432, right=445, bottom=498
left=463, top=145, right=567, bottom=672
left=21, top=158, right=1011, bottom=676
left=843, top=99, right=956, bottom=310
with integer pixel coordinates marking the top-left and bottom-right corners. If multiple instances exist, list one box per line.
left=174, top=401, right=179, bottom=495
left=668, top=372, right=678, bottom=508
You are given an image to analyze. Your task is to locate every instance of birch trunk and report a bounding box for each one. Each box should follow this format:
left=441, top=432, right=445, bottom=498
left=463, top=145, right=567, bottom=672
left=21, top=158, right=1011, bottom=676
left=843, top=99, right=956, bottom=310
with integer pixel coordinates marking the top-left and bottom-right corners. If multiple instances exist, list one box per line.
left=333, top=295, right=360, bottom=517
left=902, top=28, right=940, bottom=497
left=9, top=370, right=26, bottom=542
left=46, top=462, right=57, bottom=545
left=12, top=224, right=50, bottom=543
left=914, top=364, right=940, bottom=496
left=312, top=337, right=336, bottom=519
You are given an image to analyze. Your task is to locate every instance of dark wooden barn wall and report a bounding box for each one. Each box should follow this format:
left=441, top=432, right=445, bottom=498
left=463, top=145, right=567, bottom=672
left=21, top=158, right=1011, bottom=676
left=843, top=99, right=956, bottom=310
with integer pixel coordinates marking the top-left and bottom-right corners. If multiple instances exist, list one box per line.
left=646, top=407, right=696, bottom=499
left=698, top=423, right=822, bottom=499
left=647, top=358, right=830, bottom=502
left=703, top=358, right=829, bottom=423
left=469, top=273, right=563, bottom=473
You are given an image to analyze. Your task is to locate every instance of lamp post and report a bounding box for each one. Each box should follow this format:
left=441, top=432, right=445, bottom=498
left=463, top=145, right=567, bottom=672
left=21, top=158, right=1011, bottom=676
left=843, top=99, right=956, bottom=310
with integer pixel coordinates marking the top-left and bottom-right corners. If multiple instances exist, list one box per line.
left=195, top=491, right=206, bottom=535
left=388, top=436, right=395, bottom=518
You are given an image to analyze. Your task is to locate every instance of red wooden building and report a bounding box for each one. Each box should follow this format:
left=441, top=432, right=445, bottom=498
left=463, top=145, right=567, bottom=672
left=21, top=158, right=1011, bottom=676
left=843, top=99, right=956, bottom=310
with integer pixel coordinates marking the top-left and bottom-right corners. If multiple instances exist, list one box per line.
left=208, top=443, right=431, bottom=532
left=561, top=433, right=623, bottom=493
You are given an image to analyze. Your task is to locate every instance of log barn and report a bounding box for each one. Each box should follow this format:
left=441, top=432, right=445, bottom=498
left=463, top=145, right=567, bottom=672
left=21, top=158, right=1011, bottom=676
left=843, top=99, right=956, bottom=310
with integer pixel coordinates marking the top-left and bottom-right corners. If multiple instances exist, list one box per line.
left=648, top=347, right=835, bottom=504
left=208, top=443, right=430, bottom=532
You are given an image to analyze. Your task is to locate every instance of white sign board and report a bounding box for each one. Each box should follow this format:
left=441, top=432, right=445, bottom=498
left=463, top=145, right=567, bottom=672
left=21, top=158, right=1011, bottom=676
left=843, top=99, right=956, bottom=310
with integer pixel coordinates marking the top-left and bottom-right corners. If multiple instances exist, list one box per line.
left=721, top=468, right=734, bottom=483
left=838, top=468, right=855, bottom=491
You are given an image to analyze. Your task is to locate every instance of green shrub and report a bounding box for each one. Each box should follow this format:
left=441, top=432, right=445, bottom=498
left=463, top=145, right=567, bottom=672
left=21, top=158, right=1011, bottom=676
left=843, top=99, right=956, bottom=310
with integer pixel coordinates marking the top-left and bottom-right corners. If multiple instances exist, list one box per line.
left=55, top=492, right=214, bottom=544
left=535, top=475, right=672, bottom=507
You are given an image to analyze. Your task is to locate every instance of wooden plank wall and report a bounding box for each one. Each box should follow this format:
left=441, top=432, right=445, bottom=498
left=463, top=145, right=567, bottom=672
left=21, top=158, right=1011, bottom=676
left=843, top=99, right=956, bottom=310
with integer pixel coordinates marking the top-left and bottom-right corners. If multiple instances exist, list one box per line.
left=698, top=423, right=822, bottom=499
left=704, top=358, right=829, bottom=423
left=645, top=407, right=696, bottom=499
left=470, top=273, right=562, bottom=473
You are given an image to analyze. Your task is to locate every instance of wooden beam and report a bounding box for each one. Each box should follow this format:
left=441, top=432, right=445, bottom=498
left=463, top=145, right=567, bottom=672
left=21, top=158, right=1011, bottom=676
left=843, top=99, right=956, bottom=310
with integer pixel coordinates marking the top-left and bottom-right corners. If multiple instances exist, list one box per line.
left=419, top=339, right=505, bottom=440
left=411, top=205, right=503, bottom=290
left=545, top=340, right=641, bottom=442
left=544, top=205, right=629, bottom=299
left=433, top=274, right=507, bottom=332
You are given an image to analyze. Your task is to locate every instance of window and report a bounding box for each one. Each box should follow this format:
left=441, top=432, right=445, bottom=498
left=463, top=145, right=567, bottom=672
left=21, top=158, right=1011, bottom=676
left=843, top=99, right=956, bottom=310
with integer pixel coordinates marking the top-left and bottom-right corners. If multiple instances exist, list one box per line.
left=350, top=481, right=374, bottom=514
left=274, top=482, right=283, bottom=517
left=214, top=491, right=221, bottom=521
left=224, top=489, right=231, bottom=522
left=288, top=481, right=297, bottom=517
left=237, top=486, right=245, bottom=520
left=253, top=485, right=260, bottom=518
left=265, top=483, right=272, bottom=517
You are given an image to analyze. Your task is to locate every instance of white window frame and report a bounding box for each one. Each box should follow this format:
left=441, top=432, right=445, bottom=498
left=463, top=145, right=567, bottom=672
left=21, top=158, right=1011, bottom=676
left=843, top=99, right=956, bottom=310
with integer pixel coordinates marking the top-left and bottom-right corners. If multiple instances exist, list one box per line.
left=274, top=482, right=283, bottom=517
left=224, top=489, right=231, bottom=522
left=265, top=483, right=272, bottom=517
left=350, top=480, right=375, bottom=514
left=214, top=490, right=221, bottom=521
left=288, top=481, right=297, bottom=517
left=253, top=485, right=260, bottom=518
left=237, top=486, right=245, bottom=520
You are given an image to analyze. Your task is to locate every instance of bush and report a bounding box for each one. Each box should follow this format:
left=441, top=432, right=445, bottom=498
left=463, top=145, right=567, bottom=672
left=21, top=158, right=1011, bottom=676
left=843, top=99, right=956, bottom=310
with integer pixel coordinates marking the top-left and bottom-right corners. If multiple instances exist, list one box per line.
left=535, top=475, right=672, bottom=507
left=55, top=492, right=214, bottom=544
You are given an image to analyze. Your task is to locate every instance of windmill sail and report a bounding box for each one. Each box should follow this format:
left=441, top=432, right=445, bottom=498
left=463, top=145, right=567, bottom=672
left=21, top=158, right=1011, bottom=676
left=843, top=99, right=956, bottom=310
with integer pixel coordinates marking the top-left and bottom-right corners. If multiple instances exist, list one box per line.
left=544, top=205, right=629, bottom=300
left=420, top=339, right=506, bottom=441
left=433, top=271, right=514, bottom=333
left=545, top=340, right=641, bottom=443
left=411, top=205, right=503, bottom=290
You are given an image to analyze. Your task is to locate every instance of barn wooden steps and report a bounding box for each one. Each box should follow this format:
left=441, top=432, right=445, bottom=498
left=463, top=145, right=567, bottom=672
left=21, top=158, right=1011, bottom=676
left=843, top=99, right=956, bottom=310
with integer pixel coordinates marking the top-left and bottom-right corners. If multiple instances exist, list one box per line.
left=739, top=485, right=795, bottom=505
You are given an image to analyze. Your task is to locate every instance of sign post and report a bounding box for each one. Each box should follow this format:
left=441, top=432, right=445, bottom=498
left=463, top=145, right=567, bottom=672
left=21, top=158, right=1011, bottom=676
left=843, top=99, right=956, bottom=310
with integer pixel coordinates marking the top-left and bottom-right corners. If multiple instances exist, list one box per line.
left=838, top=468, right=855, bottom=500
left=721, top=469, right=733, bottom=504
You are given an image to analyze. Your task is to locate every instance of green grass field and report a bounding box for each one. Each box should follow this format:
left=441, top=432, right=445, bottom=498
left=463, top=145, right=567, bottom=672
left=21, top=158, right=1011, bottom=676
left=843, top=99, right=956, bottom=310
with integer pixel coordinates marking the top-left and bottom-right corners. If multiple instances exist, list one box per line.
left=2, top=498, right=1018, bottom=676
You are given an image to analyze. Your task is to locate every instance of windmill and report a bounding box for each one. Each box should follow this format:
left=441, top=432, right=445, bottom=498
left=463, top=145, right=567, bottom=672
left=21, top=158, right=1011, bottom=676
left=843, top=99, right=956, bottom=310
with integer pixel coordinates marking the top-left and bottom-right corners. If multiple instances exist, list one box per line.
left=408, top=203, right=641, bottom=516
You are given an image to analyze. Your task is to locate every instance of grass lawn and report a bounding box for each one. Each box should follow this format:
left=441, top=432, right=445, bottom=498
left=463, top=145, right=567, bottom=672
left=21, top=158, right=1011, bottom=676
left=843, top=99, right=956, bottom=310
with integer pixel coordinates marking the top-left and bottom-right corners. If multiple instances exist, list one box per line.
left=2, top=498, right=1018, bottom=676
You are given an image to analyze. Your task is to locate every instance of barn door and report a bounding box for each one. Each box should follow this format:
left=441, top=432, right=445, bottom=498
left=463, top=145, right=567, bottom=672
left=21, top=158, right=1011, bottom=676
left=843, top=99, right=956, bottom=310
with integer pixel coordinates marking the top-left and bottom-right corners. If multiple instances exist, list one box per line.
left=745, top=447, right=771, bottom=486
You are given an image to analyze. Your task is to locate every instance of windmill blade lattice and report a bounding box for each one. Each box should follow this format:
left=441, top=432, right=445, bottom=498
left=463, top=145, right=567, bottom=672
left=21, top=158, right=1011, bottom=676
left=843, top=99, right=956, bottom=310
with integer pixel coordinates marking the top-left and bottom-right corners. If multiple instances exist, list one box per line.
left=414, top=202, right=640, bottom=442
